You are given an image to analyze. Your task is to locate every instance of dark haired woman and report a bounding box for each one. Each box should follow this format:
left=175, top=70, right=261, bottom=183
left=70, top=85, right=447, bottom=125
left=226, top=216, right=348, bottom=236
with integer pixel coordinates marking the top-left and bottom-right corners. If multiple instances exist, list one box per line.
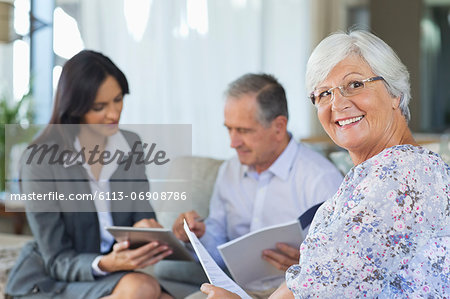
left=6, top=50, right=173, bottom=299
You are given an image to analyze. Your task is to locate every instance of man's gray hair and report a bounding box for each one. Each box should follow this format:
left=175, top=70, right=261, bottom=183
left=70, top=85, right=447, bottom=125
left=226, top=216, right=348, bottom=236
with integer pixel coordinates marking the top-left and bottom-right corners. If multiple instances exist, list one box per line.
left=306, top=30, right=411, bottom=121
left=225, top=73, right=289, bottom=126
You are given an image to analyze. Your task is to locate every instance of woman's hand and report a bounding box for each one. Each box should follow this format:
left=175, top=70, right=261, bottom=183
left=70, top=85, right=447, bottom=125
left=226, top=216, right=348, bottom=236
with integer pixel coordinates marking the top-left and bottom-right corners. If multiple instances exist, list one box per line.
left=98, top=218, right=173, bottom=272
left=98, top=240, right=172, bottom=272
left=200, top=283, right=241, bottom=299
left=133, top=218, right=163, bottom=228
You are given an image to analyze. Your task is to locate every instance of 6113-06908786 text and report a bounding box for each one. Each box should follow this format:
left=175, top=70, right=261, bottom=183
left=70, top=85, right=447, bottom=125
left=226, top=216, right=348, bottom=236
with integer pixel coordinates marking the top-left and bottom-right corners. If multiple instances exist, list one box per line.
left=9, top=191, right=187, bottom=201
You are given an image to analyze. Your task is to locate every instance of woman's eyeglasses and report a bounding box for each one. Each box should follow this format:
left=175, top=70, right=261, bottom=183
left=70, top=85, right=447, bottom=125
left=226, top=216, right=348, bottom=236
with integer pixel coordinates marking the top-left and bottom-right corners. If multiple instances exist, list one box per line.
left=309, top=76, right=385, bottom=107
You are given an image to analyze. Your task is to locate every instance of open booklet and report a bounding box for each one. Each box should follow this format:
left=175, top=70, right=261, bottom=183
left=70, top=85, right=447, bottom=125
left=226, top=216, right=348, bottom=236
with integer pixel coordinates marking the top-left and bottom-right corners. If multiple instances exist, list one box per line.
left=217, top=219, right=304, bottom=288
left=183, top=220, right=252, bottom=299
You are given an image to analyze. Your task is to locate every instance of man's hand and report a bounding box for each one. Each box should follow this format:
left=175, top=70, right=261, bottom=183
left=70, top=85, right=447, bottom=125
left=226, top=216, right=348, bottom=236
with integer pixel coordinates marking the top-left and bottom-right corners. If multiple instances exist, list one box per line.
left=262, top=242, right=300, bottom=271
left=133, top=218, right=163, bottom=228
left=200, top=283, right=241, bottom=299
left=172, top=210, right=206, bottom=242
left=268, top=282, right=294, bottom=299
left=98, top=240, right=173, bottom=272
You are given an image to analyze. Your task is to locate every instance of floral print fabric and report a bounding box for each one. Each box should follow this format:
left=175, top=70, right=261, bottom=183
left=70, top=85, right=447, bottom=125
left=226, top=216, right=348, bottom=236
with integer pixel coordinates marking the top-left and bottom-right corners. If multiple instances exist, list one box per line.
left=286, top=145, right=449, bottom=298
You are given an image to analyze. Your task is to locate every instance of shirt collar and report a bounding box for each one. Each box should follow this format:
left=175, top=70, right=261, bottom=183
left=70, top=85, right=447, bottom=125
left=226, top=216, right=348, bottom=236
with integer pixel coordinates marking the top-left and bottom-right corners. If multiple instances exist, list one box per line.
left=63, top=131, right=131, bottom=168
left=242, top=134, right=297, bottom=181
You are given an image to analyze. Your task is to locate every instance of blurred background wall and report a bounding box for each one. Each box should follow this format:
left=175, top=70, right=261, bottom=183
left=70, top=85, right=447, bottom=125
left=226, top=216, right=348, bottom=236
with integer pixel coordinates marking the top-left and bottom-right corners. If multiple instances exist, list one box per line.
left=1, top=0, right=449, bottom=159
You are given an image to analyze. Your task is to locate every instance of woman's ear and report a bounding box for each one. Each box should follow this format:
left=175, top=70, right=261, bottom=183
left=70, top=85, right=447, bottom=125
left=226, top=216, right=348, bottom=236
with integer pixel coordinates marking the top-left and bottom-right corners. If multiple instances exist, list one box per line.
left=392, top=95, right=401, bottom=110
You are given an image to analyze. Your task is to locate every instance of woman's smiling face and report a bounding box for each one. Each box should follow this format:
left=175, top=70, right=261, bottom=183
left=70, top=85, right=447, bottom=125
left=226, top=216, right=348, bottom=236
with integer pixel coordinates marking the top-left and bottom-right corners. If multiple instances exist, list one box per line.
left=316, top=55, right=401, bottom=157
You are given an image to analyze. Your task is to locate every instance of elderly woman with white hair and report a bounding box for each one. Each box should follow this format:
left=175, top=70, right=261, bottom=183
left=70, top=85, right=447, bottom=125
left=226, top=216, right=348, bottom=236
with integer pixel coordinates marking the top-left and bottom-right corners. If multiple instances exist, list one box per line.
left=200, top=30, right=449, bottom=298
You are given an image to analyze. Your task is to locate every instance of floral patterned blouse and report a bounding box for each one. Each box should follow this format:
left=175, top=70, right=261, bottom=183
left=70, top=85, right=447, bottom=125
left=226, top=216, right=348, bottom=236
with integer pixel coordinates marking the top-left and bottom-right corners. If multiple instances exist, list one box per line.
left=286, top=145, right=449, bottom=298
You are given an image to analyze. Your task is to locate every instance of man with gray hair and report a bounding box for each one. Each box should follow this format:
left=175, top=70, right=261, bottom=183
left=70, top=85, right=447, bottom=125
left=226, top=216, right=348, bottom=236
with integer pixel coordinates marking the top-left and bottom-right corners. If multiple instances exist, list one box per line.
left=173, top=73, right=343, bottom=297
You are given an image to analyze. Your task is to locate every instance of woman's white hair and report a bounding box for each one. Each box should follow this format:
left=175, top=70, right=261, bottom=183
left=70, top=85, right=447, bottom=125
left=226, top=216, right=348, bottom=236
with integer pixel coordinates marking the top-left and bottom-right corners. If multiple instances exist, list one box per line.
left=306, top=30, right=411, bottom=121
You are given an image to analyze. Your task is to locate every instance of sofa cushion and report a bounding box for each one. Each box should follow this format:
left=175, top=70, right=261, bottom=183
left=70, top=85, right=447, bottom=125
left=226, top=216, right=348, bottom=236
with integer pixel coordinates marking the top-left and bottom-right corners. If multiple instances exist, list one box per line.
left=151, top=156, right=224, bottom=285
left=328, top=151, right=353, bottom=175
left=152, top=156, right=224, bottom=228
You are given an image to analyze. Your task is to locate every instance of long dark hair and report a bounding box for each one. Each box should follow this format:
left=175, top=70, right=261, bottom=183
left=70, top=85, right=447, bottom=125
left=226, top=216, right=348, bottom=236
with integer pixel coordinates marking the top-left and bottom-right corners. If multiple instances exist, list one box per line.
left=35, top=50, right=129, bottom=145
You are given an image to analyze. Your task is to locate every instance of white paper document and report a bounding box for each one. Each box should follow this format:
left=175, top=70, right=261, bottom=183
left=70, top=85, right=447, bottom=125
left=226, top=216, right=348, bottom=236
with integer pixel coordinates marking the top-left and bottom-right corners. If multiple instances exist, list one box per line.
left=218, top=219, right=303, bottom=288
left=183, top=220, right=251, bottom=299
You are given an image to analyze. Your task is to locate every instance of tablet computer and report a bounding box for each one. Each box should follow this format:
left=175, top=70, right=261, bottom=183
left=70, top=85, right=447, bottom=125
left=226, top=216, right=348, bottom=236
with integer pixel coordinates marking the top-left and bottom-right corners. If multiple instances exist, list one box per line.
left=106, top=226, right=195, bottom=261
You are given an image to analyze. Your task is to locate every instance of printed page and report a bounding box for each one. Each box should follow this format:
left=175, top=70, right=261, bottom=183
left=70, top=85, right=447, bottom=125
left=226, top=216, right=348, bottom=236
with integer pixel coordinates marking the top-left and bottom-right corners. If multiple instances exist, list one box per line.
left=183, top=220, right=251, bottom=299
left=217, top=219, right=303, bottom=287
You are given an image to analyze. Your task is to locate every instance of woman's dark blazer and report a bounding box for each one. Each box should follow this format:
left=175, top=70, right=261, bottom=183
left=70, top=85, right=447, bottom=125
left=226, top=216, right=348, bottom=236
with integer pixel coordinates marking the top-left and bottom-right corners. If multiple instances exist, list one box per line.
left=6, top=130, right=156, bottom=298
